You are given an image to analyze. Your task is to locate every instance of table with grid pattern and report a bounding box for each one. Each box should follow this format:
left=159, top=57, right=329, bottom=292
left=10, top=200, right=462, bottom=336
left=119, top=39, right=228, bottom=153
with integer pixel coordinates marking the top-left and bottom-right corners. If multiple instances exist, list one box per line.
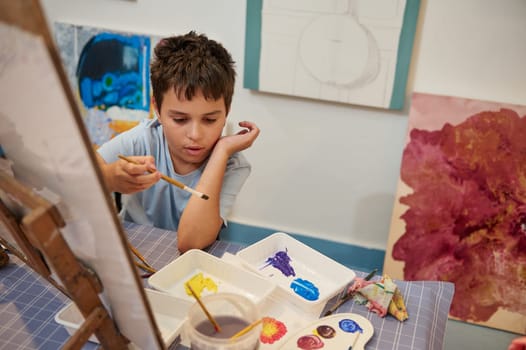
left=0, top=221, right=454, bottom=349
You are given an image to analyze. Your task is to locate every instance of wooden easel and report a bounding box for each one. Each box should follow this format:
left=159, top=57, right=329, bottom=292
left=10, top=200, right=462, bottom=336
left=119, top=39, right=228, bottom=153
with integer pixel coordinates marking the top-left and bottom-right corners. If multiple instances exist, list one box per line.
left=0, top=0, right=129, bottom=347
left=0, top=172, right=128, bottom=350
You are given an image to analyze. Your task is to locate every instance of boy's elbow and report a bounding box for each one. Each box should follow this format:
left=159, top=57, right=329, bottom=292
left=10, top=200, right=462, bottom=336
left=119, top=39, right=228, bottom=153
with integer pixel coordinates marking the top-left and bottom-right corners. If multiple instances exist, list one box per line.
left=176, top=235, right=210, bottom=253
left=177, top=239, right=193, bottom=253
left=177, top=229, right=220, bottom=253
left=177, top=219, right=223, bottom=252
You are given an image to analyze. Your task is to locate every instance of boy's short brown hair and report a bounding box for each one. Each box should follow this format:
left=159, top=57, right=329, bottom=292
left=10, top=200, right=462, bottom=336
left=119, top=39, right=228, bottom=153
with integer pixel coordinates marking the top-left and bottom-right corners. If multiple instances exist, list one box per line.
left=150, top=31, right=236, bottom=114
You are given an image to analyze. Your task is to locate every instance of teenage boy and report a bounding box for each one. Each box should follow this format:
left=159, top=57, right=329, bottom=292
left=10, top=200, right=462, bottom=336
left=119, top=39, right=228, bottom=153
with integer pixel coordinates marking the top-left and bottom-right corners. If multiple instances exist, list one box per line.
left=96, top=31, right=259, bottom=252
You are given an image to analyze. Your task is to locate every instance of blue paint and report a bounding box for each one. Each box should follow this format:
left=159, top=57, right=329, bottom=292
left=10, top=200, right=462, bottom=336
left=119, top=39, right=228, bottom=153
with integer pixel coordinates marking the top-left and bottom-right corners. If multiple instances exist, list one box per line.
left=264, top=249, right=295, bottom=277
left=338, top=319, right=363, bottom=333
left=290, top=278, right=319, bottom=301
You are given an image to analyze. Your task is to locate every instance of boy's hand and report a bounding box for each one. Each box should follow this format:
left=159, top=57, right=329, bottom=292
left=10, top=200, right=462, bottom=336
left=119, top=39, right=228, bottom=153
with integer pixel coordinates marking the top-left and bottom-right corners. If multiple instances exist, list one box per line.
left=104, top=155, right=161, bottom=194
left=215, top=121, right=260, bottom=156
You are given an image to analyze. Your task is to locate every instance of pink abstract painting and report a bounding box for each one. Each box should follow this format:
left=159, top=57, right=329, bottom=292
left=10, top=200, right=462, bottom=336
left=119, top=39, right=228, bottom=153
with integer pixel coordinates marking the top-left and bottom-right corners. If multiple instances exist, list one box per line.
left=384, top=92, right=526, bottom=334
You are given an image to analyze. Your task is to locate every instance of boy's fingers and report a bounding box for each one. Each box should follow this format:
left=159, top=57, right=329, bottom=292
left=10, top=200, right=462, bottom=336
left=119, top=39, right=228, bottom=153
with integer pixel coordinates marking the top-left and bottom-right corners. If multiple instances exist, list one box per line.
left=120, top=172, right=159, bottom=193
left=121, top=155, right=157, bottom=169
left=120, top=159, right=154, bottom=176
left=238, top=121, right=259, bottom=131
left=143, top=156, right=157, bottom=171
left=123, top=163, right=147, bottom=176
left=138, top=171, right=161, bottom=185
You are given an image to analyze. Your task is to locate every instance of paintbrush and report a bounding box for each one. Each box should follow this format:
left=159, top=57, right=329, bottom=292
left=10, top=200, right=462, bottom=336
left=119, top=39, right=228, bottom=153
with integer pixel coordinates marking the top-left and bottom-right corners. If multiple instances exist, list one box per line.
left=323, top=268, right=378, bottom=317
left=186, top=282, right=222, bottom=333
left=229, top=318, right=262, bottom=341
left=118, top=154, right=209, bottom=200
left=128, top=241, right=156, bottom=273
left=134, top=261, right=156, bottom=274
left=349, top=332, right=361, bottom=349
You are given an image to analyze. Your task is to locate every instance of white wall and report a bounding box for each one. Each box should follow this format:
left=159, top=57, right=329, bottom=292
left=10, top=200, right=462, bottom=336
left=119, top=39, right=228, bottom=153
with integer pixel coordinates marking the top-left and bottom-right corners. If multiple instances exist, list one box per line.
left=40, top=0, right=526, bottom=251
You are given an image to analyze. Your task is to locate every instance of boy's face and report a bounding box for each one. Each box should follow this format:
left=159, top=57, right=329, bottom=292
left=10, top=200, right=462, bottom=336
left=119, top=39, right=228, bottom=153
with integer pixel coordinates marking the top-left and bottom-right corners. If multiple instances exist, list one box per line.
left=156, top=88, right=226, bottom=174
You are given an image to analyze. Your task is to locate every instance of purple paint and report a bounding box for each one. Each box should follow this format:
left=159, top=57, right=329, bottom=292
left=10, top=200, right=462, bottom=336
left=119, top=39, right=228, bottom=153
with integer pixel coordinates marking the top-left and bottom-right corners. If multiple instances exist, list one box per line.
left=195, top=315, right=249, bottom=338
left=264, top=249, right=295, bottom=277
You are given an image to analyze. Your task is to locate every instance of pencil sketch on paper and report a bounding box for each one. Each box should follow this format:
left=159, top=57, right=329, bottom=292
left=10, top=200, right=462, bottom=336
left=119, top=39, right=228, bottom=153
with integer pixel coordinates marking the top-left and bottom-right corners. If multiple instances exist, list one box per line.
left=384, top=92, right=526, bottom=334
left=54, top=23, right=161, bottom=147
left=298, top=12, right=380, bottom=89
left=244, top=0, right=420, bottom=109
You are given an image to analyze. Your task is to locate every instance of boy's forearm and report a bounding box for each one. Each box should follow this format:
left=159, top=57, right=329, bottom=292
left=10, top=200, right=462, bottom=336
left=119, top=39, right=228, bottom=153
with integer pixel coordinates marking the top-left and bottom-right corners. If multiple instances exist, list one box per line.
left=176, top=148, right=229, bottom=252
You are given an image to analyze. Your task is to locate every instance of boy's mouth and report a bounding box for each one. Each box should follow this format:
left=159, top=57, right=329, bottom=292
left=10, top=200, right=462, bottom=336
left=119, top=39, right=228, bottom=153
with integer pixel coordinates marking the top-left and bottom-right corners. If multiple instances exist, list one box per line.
left=184, top=146, right=205, bottom=156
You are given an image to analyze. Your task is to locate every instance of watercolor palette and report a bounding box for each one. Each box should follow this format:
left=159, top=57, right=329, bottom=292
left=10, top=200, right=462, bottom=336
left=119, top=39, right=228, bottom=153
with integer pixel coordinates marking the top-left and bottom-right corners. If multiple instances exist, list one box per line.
left=278, top=313, right=374, bottom=350
left=54, top=288, right=192, bottom=347
left=148, top=249, right=275, bottom=305
left=256, top=293, right=319, bottom=349
left=236, top=232, right=356, bottom=315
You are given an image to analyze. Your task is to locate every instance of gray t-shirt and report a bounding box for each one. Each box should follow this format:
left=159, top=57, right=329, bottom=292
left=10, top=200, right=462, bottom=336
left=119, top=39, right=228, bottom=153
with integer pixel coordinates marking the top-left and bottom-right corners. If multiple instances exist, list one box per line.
left=97, top=118, right=250, bottom=231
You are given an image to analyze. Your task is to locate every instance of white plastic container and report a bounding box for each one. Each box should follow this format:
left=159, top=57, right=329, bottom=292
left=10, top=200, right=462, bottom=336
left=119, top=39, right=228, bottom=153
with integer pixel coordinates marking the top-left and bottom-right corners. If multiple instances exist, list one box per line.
left=54, top=288, right=192, bottom=347
left=148, top=249, right=275, bottom=305
left=146, top=289, right=193, bottom=346
left=185, top=293, right=261, bottom=350
left=236, top=232, right=356, bottom=316
left=54, top=301, right=100, bottom=344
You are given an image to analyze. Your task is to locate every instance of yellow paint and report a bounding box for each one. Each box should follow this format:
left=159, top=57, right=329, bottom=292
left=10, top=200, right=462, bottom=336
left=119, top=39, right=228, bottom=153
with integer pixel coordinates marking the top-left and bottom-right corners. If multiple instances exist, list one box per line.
left=184, top=272, right=218, bottom=297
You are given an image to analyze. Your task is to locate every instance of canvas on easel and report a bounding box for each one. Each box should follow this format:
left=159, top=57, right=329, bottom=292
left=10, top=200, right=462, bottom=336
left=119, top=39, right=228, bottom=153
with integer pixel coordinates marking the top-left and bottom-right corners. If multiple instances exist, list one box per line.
left=0, top=172, right=128, bottom=349
left=0, top=0, right=164, bottom=348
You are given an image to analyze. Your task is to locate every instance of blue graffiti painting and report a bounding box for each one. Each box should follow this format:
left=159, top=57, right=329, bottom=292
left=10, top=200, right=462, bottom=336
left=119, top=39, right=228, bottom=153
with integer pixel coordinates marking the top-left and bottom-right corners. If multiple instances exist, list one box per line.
left=76, top=32, right=150, bottom=111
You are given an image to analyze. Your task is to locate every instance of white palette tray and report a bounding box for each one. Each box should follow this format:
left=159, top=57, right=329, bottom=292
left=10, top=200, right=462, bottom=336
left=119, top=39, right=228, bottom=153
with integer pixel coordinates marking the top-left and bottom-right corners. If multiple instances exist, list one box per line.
left=148, top=249, right=275, bottom=305
left=54, top=288, right=192, bottom=347
left=236, top=232, right=356, bottom=315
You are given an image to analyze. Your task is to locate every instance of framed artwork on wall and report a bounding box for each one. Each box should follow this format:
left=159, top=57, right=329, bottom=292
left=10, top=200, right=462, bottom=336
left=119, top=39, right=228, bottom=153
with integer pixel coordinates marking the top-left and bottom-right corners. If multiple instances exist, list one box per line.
left=54, top=22, right=161, bottom=147
left=244, top=0, right=421, bottom=109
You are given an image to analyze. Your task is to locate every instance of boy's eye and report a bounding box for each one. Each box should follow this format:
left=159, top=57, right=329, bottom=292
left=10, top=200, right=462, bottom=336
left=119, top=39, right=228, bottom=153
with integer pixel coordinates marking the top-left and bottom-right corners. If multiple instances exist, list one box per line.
left=173, top=118, right=187, bottom=124
left=204, top=118, right=217, bottom=124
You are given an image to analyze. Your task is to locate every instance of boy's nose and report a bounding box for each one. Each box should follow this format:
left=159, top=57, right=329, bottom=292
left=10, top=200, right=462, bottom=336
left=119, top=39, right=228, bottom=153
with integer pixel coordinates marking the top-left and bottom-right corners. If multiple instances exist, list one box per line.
left=187, top=123, right=202, bottom=140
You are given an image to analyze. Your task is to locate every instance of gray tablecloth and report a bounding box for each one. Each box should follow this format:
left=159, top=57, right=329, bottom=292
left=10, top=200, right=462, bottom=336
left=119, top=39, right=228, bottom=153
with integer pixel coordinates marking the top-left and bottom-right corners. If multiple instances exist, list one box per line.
left=0, top=221, right=454, bottom=349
